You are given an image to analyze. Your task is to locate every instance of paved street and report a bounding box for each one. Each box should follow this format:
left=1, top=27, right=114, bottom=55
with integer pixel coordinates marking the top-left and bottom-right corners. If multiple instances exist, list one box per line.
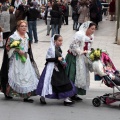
left=0, top=17, right=120, bottom=120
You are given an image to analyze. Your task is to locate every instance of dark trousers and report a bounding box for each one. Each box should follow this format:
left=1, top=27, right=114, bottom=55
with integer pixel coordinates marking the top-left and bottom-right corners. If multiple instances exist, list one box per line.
left=64, top=16, right=68, bottom=25
left=62, top=16, right=64, bottom=24
left=28, top=21, right=38, bottom=42
left=58, top=27, right=60, bottom=34
left=73, top=20, right=78, bottom=30
left=77, top=23, right=82, bottom=31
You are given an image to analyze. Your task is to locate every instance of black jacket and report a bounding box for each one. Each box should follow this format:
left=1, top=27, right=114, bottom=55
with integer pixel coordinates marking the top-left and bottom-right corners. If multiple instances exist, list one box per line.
left=72, top=9, right=79, bottom=21
left=26, top=7, right=39, bottom=21
left=50, top=10, right=61, bottom=25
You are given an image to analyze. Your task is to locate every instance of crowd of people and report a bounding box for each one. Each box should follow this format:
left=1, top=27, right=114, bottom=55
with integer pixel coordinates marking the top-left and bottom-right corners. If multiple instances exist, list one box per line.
left=0, top=0, right=117, bottom=106
left=0, top=0, right=116, bottom=47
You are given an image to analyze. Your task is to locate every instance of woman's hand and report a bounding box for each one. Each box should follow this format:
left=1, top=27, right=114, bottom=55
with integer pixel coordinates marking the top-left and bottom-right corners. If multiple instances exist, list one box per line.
left=82, top=50, right=88, bottom=54
left=15, top=49, right=25, bottom=56
left=58, top=57, right=63, bottom=61
left=18, top=50, right=25, bottom=56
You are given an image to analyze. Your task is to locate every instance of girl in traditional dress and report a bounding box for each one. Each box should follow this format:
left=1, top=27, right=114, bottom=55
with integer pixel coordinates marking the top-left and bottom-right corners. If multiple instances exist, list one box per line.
left=0, top=20, right=40, bottom=103
left=36, top=34, right=76, bottom=106
left=65, top=21, right=96, bottom=101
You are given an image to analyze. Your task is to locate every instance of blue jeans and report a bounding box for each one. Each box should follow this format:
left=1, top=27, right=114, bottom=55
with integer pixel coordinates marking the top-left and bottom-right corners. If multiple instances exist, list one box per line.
left=51, top=24, right=58, bottom=37
left=28, top=21, right=38, bottom=42
left=73, top=20, right=78, bottom=30
left=77, top=23, right=82, bottom=31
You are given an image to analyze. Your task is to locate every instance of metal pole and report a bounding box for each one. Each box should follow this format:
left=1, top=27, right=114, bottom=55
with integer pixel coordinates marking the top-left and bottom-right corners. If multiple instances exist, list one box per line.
left=115, top=0, right=120, bottom=42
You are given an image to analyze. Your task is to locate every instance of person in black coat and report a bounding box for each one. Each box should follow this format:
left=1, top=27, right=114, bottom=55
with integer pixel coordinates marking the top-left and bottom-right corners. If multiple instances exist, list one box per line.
left=89, top=0, right=99, bottom=28
left=64, top=2, right=69, bottom=25
left=72, top=6, right=78, bottom=30
left=26, top=2, right=39, bottom=43
left=50, top=3, right=61, bottom=37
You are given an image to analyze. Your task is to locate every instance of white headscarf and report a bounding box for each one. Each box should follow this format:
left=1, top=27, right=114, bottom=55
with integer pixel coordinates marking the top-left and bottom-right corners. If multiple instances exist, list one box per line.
left=80, top=21, right=95, bottom=50
left=79, top=21, right=92, bottom=32
left=41, top=35, right=57, bottom=97
left=80, top=21, right=94, bottom=40
left=69, top=21, right=96, bottom=55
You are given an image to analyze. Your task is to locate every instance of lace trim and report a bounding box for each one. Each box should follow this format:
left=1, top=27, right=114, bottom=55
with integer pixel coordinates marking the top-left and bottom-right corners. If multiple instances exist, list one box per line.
left=8, top=56, right=39, bottom=94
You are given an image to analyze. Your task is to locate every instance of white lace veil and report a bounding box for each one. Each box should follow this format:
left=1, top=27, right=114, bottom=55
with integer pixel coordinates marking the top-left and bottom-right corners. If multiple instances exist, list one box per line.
left=41, top=35, right=57, bottom=97
left=79, top=21, right=95, bottom=48
left=79, top=21, right=92, bottom=32
left=46, top=35, right=56, bottom=59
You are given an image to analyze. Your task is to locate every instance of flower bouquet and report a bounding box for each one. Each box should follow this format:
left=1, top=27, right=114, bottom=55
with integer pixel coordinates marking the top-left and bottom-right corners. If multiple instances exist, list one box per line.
left=89, top=48, right=102, bottom=61
left=10, top=38, right=27, bottom=63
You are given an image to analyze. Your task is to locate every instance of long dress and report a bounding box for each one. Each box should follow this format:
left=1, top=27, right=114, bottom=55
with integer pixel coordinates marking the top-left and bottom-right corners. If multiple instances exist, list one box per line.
left=0, top=31, right=39, bottom=98
left=36, top=47, right=76, bottom=99
left=66, top=31, right=94, bottom=95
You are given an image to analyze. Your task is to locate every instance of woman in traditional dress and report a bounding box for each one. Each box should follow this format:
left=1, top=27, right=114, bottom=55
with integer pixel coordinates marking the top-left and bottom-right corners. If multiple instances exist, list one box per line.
left=36, top=34, right=76, bottom=106
left=0, top=20, right=40, bottom=103
left=65, top=21, right=96, bottom=101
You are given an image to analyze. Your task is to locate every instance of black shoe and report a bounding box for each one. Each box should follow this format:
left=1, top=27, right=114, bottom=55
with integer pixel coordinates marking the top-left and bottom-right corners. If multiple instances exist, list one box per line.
left=5, top=95, right=13, bottom=100
left=64, top=101, right=74, bottom=106
left=23, top=98, right=34, bottom=103
left=40, top=97, right=46, bottom=104
left=34, top=41, right=38, bottom=43
left=71, top=95, right=83, bottom=101
left=30, top=41, right=33, bottom=44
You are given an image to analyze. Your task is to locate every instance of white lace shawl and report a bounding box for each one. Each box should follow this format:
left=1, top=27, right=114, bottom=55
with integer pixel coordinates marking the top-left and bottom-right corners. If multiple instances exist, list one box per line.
left=80, top=21, right=94, bottom=51
left=8, top=31, right=29, bottom=58
left=41, top=35, right=56, bottom=97
left=69, top=21, right=95, bottom=56
left=69, top=31, right=85, bottom=56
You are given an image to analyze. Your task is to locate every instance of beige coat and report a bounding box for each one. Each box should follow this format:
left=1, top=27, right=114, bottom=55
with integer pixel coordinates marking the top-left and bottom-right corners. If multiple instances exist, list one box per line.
left=78, top=6, right=89, bottom=24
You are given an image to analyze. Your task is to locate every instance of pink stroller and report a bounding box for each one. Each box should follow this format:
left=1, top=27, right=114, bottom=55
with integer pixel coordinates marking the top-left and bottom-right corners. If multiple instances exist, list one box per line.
left=92, top=52, right=120, bottom=107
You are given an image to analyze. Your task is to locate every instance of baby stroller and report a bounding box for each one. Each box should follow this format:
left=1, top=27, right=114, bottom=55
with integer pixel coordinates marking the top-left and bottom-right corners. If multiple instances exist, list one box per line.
left=91, top=52, right=120, bottom=107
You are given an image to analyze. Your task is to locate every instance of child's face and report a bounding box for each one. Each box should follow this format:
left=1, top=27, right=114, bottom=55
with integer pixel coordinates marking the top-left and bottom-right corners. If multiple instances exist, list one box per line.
left=106, top=65, right=112, bottom=70
left=54, top=37, right=63, bottom=47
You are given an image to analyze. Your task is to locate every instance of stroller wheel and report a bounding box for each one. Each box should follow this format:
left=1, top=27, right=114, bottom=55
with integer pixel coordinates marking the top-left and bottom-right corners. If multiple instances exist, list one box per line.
left=92, top=97, right=101, bottom=107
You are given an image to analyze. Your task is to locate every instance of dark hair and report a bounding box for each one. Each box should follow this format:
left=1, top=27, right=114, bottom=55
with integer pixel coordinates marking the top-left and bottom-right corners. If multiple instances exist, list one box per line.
left=29, top=2, right=33, bottom=7
left=17, top=4, right=24, bottom=11
left=88, top=22, right=97, bottom=29
left=2, top=5, right=8, bottom=11
left=54, top=34, right=61, bottom=41
left=91, top=0, right=97, bottom=4
left=52, top=3, right=59, bottom=11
